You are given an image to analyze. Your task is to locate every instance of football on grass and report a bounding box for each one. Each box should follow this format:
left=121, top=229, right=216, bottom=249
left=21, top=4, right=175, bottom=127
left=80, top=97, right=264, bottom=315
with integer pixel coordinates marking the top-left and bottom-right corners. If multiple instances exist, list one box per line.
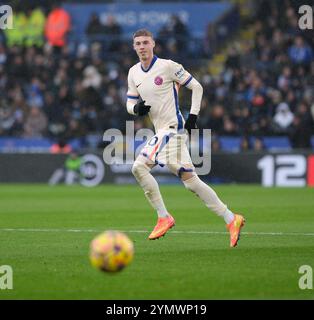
left=90, top=231, right=134, bottom=273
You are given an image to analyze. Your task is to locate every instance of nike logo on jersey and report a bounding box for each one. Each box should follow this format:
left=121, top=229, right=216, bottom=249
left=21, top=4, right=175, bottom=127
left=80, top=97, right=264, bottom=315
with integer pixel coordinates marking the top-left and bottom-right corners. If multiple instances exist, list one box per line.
left=136, top=83, right=142, bottom=88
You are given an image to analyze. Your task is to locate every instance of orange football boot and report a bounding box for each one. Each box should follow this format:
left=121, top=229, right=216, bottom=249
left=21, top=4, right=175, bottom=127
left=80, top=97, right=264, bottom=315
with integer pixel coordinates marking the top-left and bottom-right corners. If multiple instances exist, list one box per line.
left=226, top=214, right=245, bottom=247
left=148, top=215, right=175, bottom=240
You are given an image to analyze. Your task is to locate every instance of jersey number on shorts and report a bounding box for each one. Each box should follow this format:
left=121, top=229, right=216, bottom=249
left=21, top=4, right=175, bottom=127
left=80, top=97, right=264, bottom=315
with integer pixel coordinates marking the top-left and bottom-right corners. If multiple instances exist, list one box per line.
left=148, top=136, right=159, bottom=146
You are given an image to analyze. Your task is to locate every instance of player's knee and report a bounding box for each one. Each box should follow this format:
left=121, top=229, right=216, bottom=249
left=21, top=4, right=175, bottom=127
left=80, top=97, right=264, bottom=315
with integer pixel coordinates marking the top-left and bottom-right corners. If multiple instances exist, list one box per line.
left=131, top=161, right=141, bottom=178
left=180, top=171, right=195, bottom=181
left=131, top=161, right=149, bottom=179
left=182, top=172, right=199, bottom=192
left=178, top=167, right=195, bottom=181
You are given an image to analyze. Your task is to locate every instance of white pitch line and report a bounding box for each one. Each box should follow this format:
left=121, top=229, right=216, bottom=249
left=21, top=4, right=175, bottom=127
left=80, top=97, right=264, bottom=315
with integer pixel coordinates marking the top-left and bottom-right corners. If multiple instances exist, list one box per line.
left=0, top=228, right=314, bottom=237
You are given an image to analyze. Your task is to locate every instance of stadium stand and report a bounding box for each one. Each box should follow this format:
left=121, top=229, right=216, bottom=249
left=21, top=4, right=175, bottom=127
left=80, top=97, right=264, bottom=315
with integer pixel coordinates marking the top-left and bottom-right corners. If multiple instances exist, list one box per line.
left=0, top=0, right=313, bottom=152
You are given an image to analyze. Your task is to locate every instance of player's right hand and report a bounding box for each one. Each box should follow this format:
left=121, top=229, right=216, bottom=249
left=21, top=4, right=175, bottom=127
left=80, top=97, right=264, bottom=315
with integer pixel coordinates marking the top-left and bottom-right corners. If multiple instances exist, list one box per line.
left=184, top=113, right=198, bottom=134
left=133, top=100, right=151, bottom=116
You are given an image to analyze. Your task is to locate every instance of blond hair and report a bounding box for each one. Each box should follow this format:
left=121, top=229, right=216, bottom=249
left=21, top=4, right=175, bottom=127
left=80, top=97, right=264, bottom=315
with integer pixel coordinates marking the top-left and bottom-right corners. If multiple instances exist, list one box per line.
left=133, top=29, right=154, bottom=39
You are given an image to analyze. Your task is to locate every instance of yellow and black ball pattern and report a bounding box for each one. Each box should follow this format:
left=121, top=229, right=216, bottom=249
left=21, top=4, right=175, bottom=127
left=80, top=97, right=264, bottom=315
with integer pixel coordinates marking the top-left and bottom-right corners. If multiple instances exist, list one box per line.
left=90, top=231, right=134, bottom=273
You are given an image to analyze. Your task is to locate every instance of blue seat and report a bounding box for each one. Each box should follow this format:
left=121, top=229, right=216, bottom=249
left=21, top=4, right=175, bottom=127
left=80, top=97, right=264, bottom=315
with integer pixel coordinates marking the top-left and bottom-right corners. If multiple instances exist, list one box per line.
left=219, top=136, right=241, bottom=152
left=85, top=134, right=100, bottom=149
left=262, top=137, right=291, bottom=151
left=69, top=138, right=82, bottom=150
left=0, top=137, right=52, bottom=152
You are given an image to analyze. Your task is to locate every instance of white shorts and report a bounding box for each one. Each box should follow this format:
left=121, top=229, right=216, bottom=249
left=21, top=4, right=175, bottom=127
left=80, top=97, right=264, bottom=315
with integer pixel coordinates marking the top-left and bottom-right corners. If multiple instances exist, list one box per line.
left=139, top=130, right=195, bottom=176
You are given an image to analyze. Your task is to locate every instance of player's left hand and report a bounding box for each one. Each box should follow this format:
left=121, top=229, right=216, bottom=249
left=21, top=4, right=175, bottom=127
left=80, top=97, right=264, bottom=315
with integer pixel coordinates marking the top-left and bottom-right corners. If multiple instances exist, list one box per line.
left=184, top=114, right=198, bottom=134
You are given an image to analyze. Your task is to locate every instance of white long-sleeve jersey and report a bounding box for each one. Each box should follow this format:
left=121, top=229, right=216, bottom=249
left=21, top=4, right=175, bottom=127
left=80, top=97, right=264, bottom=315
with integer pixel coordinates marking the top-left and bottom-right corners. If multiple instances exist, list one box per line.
left=126, top=56, right=203, bottom=132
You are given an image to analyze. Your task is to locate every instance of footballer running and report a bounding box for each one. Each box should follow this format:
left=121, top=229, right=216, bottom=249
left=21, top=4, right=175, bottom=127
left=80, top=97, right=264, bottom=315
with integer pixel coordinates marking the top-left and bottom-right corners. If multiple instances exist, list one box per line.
left=126, top=29, right=245, bottom=247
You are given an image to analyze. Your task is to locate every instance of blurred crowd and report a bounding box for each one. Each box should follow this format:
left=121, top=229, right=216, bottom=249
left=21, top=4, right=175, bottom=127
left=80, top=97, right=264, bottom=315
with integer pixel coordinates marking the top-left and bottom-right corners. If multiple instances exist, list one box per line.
left=0, top=3, right=194, bottom=149
left=197, top=0, right=314, bottom=149
left=0, top=0, right=313, bottom=150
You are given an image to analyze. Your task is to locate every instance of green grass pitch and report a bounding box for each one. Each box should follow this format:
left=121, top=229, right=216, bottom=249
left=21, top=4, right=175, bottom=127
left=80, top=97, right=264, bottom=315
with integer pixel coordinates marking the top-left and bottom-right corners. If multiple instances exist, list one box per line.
left=0, top=184, right=314, bottom=300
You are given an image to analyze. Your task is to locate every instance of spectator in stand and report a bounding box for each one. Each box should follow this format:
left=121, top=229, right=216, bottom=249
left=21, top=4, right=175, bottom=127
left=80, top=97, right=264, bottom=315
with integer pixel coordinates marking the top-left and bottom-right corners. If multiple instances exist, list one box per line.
left=64, top=119, right=86, bottom=142
left=207, top=104, right=225, bottom=135
left=0, top=44, right=6, bottom=64
left=277, top=66, right=292, bottom=91
left=24, top=6, right=46, bottom=47
left=203, top=23, right=216, bottom=58
left=273, top=102, right=294, bottom=134
left=86, top=13, right=105, bottom=36
left=23, top=106, right=48, bottom=137
left=4, top=8, right=27, bottom=47
left=288, top=36, right=313, bottom=66
left=240, top=136, right=251, bottom=151
left=103, top=15, right=121, bottom=36
left=27, top=77, right=44, bottom=109
left=289, top=102, right=313, bottom=149
left=223, top=116, right=237, bottom=136
left=158, top=15, right=189, bottom=52
left=225, top=46, right=240, bottom=70
left=82, top=65, right=102, bottom=90
left=102, top=15, right=122, bottom=52
left=253, top=137, right=265, bottom=151
left=0, top=102, right=17, bottom=136
left=211, top=136, right=221, bottom=152
left=45, top=3, right=71, bottom=52
left=44, top=92, right=67, bottom=138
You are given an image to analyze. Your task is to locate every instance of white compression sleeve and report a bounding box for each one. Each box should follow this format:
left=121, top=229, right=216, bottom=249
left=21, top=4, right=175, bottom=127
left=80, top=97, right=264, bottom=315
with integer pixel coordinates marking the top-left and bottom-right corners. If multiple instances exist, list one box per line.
left=183, top=175, right=227, bottom=216
left=126, top=99, right=137, bottom=115
left=185, top=78, right=203, bottom=115
left=132, top=159, right=169, bottom=218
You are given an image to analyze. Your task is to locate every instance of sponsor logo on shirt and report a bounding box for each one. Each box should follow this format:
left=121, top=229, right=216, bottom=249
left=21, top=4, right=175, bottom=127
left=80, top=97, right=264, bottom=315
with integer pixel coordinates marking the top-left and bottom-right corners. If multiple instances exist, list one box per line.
left=175, top=67, right=185, bottom=79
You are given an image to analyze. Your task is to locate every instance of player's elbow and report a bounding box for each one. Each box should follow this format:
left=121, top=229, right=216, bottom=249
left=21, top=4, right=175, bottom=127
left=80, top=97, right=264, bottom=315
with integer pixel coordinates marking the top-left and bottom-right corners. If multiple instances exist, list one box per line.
left=192, top=81, right=203, bottom=99
left=189, top=78, right=203, bottom=94
left=195, top=81, right=203, bottom=95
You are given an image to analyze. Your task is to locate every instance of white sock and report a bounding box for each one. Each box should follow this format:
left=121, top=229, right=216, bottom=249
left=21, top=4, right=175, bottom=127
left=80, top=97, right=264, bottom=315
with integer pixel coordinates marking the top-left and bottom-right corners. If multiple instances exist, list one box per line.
left=141, top=174, right=169, bottom=218
left=183, top=175, right=234, bottom=223
left=132, top=162, right=169, bottom=218
left=221, top=208, right=235, bottom=224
